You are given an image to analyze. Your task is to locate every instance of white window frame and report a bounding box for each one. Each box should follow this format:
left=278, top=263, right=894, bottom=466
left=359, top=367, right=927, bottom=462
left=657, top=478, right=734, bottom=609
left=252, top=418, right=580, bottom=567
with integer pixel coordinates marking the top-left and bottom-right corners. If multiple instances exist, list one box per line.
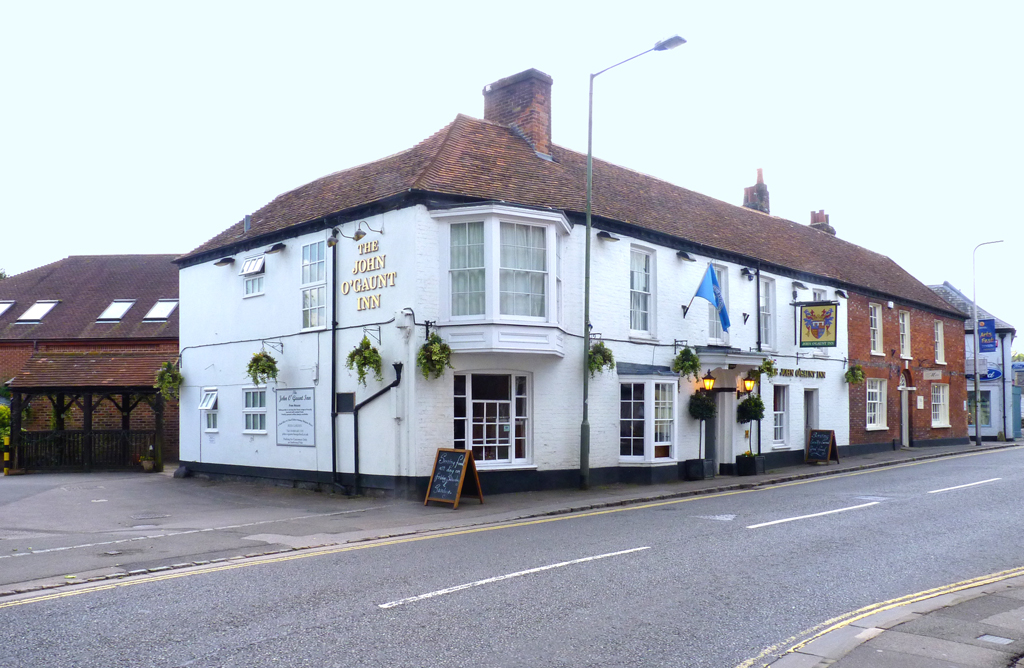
left=143, top=299, right=178, bottom=321
left=772, top=384, right=787, bottom=444
left=205, top=410, right=219, bottom=432
left=931, top=383, right=949, bottom=427
left=17, top=300, right=58, bottom=322
left=707, top=265, right=729, bottom=345
left=243, top=388, right=267, bottom=434
left=934, top=320, right=945, bottom=364
left=866, top=378, right=887, bottom=430
left=619, top=377, right=677, bottom=462
left=301, top=241, right=327, bottom=330
left=434, top=204, right=570, bottom=326
left=452, top=373, right=531, bottom=467
left=899, top=310, right=911, bottom=359
left=97, top=299, right=136, bottom=322
left=868, top=303, right=883, bottom=355
left=0, top=301, right=13, bottom=318
left=629, top=247, right=655, bottom=337
left=198, top=389, right=218, bottom=411
left=241, top=254, right=266, bottom=298
left=812, top=289, right=829, bottom=356
left=968, top=390, right=991, bottom=427
left=759, top=277, right=775, bottom=350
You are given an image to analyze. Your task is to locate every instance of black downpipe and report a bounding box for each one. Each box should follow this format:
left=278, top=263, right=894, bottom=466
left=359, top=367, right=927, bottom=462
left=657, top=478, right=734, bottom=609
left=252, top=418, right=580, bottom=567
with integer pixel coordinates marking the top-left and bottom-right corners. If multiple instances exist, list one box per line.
left=352, top=362, right=404, bottom=496
left=331, top=239, right=339, bottom=484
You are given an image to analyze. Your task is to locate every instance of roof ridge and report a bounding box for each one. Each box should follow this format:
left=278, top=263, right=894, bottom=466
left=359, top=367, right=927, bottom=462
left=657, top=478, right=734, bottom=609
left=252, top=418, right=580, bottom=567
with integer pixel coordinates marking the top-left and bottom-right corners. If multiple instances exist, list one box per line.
left=410, top=115, right=469, bottom=191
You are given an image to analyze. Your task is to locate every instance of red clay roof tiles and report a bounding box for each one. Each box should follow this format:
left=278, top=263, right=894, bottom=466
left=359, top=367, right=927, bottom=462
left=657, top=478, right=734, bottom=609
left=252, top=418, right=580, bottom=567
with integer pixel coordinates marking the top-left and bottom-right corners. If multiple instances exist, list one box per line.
left=8, top=351, right=173, bottom=390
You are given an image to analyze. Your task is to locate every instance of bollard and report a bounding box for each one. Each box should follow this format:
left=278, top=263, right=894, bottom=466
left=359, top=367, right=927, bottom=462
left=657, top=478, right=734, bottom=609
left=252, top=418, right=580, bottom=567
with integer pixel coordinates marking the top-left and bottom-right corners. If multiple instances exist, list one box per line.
left=3, top=435, right=8, bottom=475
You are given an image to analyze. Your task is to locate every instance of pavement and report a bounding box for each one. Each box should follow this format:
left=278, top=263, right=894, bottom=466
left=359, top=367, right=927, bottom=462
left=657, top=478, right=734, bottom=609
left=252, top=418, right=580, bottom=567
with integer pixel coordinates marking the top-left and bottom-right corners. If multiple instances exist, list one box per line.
left=3, top=439, right=1023, bottom=667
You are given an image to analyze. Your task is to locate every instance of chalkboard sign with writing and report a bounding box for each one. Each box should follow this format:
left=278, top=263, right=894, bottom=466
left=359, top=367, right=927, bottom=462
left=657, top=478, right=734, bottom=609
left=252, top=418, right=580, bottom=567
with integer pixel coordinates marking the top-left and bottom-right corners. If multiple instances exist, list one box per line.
left=424, top=448, right=484, bottom=509
left=806, top=429, right=839, bottom=464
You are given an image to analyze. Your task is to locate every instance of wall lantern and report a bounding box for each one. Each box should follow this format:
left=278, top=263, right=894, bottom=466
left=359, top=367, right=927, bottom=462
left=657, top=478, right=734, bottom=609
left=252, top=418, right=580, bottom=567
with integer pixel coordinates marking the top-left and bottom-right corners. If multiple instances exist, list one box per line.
left=702, top=371, right=717, bottom=392
left=743, top=377, right=757, bottom=393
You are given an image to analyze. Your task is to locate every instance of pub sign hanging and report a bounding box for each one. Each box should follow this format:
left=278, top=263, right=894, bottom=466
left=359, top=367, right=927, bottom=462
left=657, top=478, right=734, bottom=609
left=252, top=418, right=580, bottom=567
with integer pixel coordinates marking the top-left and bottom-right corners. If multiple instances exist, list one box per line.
left=799, top=302, right=838, bottom=348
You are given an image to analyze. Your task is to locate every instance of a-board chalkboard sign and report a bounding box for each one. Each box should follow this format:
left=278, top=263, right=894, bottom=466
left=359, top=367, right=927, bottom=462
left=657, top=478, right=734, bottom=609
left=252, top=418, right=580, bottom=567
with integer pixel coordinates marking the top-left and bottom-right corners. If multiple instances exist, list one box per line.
left=806, top=429, right=839, bottom=464
left=424, top=448, right=484, bottom=509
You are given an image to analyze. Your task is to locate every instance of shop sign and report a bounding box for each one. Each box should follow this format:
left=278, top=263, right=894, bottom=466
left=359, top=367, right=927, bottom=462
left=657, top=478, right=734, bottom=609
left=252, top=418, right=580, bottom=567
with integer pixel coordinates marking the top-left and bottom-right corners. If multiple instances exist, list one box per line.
left=339, top=239, right=398, bottom=311
left=966, top=368, right=1003, bottom=381
left=798, top=302, right=837, bottom=348
left=777, top=368, right=826, bottom=378
left=978, top=319, right=998, bottom=353
left=276, top=388, right=315, bottom=447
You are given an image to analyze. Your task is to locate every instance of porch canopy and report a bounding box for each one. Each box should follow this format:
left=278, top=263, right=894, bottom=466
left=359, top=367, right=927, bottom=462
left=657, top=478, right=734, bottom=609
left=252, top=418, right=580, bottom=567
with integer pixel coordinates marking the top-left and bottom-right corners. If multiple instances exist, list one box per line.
left=5, top=351, right=172, bottom=472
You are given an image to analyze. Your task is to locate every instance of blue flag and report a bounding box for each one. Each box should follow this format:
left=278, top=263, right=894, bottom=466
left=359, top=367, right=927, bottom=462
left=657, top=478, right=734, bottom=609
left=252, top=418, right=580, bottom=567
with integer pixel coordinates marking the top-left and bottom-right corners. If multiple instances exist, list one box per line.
left=693, top=265, right=730, bottom=332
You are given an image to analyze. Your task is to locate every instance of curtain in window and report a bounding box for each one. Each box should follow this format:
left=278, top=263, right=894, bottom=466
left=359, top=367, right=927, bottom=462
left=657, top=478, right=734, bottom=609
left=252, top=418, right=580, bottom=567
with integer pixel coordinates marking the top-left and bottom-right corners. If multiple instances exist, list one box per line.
left=451, top=222, right=485, bottom=316
left=499, top=223, right=546, bottom=317
left=630, top=251, right=650, bottom=331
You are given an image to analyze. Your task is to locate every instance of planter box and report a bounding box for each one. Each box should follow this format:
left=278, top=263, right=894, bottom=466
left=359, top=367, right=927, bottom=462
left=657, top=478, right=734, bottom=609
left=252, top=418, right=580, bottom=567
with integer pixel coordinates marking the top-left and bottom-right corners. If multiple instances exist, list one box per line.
left=735, top=455, right=766, bottom=476
left=681, top=459, right=715, bottom=481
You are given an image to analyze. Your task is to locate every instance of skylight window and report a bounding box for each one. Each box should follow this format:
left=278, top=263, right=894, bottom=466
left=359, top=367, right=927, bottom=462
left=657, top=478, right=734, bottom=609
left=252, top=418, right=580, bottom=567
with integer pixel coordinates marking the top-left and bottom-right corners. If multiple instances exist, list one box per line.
left=0, top=301, right=14, bottom=317
left=17, top=300, right=58, bottom=322
left=97, top=299, right=136, bottom=322
left=143, top=299, right=178, bottom=321
left=239, top=255, right=265, bottom=276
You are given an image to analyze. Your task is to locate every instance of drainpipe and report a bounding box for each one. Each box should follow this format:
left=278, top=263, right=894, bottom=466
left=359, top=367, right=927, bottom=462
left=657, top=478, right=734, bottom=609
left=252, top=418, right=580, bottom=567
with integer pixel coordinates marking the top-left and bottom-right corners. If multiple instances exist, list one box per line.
left=352, top=362, right=403, bottom=496
left=331, top=236, right=339, bottom=484
left=755, top=264, right=762, bottom=456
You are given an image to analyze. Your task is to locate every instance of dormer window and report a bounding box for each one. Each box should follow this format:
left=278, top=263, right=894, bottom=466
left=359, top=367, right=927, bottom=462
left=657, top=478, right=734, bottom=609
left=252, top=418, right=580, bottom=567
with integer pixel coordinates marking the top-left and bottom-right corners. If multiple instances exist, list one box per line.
left=97, top=299, right=136, bottom=322
left=240, top=255, right=266, bottom=297
left=144, top=299, right=178, bottom=321
left=0, top=301, right=14, bottom=317
left=17, top=300, right=58, bottom=322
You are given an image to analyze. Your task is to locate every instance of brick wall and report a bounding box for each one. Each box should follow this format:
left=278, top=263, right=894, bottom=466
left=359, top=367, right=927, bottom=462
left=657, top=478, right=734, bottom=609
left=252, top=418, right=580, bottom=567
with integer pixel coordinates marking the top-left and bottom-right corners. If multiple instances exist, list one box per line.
left=847, top=292, right=967, bottom=445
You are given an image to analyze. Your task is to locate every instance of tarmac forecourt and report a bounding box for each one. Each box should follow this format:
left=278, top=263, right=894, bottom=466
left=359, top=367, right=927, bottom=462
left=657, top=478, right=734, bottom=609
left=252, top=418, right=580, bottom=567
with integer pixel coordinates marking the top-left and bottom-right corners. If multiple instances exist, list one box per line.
left=735, top=564, right=1024, bottom=668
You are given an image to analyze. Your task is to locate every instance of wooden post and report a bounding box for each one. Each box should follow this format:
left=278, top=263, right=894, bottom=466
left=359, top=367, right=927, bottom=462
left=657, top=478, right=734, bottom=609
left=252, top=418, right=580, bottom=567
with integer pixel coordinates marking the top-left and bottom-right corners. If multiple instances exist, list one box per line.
left=154, top=393, right=164, bottom=473
left=83, top=393, right=93, bottom=472
left=55, top=392, right=65, bottom=430
left=121, top=392, right=131, bottom=466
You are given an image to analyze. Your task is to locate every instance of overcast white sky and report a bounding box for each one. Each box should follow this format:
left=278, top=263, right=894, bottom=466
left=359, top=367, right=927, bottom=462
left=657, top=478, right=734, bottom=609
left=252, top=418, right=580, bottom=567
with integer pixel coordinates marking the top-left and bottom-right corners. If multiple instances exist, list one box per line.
left=3, top=1, right=1021, bottom=350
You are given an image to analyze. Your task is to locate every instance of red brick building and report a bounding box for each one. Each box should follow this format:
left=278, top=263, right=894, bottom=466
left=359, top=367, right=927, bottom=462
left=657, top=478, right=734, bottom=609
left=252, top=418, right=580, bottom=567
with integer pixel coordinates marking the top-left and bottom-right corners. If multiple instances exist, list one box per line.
left=846, top=289, right=968, bottom=449
left=0, top=255, right=180, bottom=467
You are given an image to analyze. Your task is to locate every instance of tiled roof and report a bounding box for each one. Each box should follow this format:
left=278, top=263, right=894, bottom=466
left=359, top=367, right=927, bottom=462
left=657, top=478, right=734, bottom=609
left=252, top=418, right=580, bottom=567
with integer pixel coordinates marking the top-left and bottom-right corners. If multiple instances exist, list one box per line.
left=929, top=282, right=1015, bottom=333
left=180, top=114, right=958, bottom=315
left=7, top=352, right=172, bottom=390
left=0, top=255, right=179, bottom=341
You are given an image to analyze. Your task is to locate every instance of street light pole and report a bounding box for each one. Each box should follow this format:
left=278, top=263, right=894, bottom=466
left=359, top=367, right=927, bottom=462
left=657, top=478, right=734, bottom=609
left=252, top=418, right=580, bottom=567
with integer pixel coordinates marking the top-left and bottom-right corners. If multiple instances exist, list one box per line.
left=971, top=240, right=1003, bottom=445
left=580, top=35, right=685, bottom=490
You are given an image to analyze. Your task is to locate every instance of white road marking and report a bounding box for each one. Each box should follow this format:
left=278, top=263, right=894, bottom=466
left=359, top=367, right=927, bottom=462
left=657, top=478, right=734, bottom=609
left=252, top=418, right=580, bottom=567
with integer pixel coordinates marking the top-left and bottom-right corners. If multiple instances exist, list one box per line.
left=928, top=478, right=1001, bottom=494
left=0, top=506, right=386, bottom=559
left=378, top=547, right=651, bottom=609
left=746, top=502, right=880, bottom=529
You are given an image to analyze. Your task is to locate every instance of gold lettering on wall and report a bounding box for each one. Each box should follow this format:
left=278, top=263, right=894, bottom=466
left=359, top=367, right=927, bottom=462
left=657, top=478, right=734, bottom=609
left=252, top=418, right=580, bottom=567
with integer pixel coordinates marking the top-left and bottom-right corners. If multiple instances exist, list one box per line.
left=341, top=240, right=395, bottom=310
left=776, top=368, right=826, bottom=378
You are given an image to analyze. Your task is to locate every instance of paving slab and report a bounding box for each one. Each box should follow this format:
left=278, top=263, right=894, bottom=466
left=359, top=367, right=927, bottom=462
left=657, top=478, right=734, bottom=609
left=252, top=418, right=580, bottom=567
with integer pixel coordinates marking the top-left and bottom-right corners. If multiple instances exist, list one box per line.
left=979, top=604, right=1024, bottom=634
left=795, top=625, right=884, bottom=660
left=890, top=614, right=1024, bottom=656
left=858, top=629, right=1015, bottom=667
left=834, top=644, right=978, bottom=668
left=851, top=607, right=921, bottom=630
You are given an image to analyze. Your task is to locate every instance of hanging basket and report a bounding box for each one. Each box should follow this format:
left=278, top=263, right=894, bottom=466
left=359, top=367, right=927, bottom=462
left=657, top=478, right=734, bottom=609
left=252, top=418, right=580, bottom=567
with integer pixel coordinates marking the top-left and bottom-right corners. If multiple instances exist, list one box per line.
left=346, top=336, right=384, bottom=386
left=154, top=362, right=184, bottom=401
left=844, top=364, right=866, bottom=385
left=588, top=341, right=616, bottom=378
left=417, top=332, right=454, bottom=380
left=672, top=347, right=702, bottom=381
left=246, top=351, right=279, bottom=386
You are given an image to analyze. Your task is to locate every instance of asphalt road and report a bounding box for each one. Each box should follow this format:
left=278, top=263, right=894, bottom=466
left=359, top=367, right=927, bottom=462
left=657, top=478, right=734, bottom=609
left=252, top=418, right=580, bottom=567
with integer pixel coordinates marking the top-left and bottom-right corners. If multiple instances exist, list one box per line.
left=3, top=448, right=1023, bottom=667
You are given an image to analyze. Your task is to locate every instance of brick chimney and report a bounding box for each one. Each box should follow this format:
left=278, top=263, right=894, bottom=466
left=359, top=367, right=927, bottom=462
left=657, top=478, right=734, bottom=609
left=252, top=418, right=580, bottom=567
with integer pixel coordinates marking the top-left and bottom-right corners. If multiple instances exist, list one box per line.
left=742, top=168, right=770, bottom=214
left=810, top=209, right=836, bottom=236
left=483, top=69, right=553, bottom=157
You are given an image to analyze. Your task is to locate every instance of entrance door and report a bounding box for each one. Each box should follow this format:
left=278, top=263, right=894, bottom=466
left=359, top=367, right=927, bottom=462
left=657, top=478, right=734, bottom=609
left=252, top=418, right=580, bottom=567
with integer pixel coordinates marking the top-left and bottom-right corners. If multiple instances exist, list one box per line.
left=898, top=374, right=910, bottom=447
left=803, top=389, right=818, bottom=451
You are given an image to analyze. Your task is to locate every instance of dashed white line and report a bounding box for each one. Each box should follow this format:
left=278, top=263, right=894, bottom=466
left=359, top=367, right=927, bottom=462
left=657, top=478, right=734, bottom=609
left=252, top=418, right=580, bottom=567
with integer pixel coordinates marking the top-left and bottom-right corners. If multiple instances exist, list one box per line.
left=378, top=547, right=651, bottom=609
left=928, top=478, right=1001, bottom=494
left=746, top=502, right=880, bottom=529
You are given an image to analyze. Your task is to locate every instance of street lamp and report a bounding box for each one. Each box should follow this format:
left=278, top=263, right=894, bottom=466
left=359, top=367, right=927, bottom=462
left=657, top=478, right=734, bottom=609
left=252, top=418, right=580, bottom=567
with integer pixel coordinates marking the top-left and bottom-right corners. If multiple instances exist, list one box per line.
left=580, top=35, right=686, bottom=490
left=972, top=240, right=1003, bottom=445
left=702, top=371, right=717, bottom=392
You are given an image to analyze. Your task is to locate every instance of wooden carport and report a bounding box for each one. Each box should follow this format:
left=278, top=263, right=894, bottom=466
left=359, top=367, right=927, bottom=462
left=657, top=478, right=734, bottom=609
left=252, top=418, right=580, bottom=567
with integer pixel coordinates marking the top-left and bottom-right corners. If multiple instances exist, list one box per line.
left=6, top=351, right=172, bottom=473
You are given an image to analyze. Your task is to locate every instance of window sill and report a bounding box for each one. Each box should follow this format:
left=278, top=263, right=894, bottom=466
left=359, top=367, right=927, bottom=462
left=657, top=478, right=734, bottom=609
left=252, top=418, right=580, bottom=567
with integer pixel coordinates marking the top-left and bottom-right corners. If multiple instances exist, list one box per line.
left=931, top=424, right=951, bottom=429
left=618, top=460, right=678, bottom=467
left=474, top=463, right=536, bottom=471
left=300, top=326, right=327, bottom=333
left=870, top=352, right=885, bottom=357
left=900, top=355, right=913, bottom=361
left=204, top=430, right=219, bottom=434
left=771, top=444, right=789, bottom=450
left=242, top=431, right=268, bottom=436
left=628, top=333, right=658, bottom=343
left=243, top=293, right=264, bottom=299
left=866, top=425, right=889, bottom=431
left=936, top=361, right=946, bottom=366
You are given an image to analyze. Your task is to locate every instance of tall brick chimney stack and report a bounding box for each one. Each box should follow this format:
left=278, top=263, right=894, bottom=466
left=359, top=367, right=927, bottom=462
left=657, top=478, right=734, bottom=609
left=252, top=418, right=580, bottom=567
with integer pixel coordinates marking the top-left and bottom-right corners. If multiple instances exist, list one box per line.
left=483, top=69, right=553, bottom=157
left=742, top=168, right=770, bottom=213
left=810, top=209, right=836, bottom=236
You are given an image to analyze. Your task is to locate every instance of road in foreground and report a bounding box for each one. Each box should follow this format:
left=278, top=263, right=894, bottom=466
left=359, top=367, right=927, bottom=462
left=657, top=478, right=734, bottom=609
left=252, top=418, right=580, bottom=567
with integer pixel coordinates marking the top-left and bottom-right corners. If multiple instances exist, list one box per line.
left=3, top=448, right=1023, bottom=667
